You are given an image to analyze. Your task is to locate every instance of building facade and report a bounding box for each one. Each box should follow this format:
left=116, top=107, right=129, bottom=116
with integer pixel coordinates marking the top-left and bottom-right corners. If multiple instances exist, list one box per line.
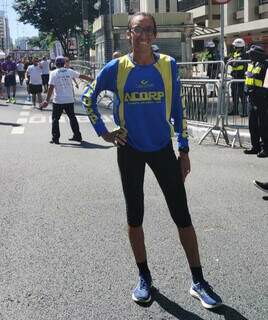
left=0, top=11, right=11, bottom=53
left=93, top=0, right=194, bottom=64
left=178, top=0, right=268, bottom=53
left=15, top=37, right=29, bottom=50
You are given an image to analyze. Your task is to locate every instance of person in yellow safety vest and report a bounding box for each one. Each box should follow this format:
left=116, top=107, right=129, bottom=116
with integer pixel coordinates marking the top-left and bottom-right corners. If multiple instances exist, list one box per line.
left=204, top=41, right=220, bottom=79
left=228, top=38, right=248, bottom=116
left=244, top=45, right=268, bottom=158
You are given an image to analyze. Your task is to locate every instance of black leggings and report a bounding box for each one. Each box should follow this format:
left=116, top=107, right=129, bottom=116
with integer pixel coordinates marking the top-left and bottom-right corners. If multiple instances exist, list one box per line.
left=117, top=141, right=192, bottom=228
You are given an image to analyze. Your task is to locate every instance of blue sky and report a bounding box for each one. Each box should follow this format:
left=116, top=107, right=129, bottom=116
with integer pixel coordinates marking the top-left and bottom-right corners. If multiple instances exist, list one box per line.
left=5, top=0, right=39, bottom=41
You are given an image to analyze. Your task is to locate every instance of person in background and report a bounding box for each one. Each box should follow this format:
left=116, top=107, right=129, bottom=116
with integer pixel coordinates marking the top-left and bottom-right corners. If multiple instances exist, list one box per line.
left=2, top=55, right=17, bottom=103
left=112, top=51, right=122, bottom=59
left=82, top=12, right=222, bottom=309
left=49, top=59, right=56, bottom=71
left=192, top=53, right=198, bottom=74
left=26, top=57, right=43, bottom=108
left=0, top=59, right=4, bottom=99
left=244, top=45, right=268, bottom=158
left=40, top=56, right=50, bottom=93
left=204, top=41, right=220, bottom=79
left=64, top=57, right=79, bottom=89
left=228, top=38, right=248, bottom=116
left=16, top=59, right=25, bottom=86
left=41, top=56, right=92, bottom=144
left=24, top=56, right=33, bottom=101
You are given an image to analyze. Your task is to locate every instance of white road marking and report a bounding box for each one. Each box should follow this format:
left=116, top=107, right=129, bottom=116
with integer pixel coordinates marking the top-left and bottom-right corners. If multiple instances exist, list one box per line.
left=76, top=116, right=90, bottom=123
left=17, top=118, right=28, bottom=124
left=48, top=116, right=66, bottom=123
left=20, top=111, right=30, bottom=116
left=29, top=116, right=46, bottom=124
left=11, top=126, right=25, bottom=134
left=22, top=105, right=31, bottom=110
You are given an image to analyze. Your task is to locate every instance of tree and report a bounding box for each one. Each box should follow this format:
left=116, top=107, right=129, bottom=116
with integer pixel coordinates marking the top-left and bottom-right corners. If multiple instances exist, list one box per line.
left=13, top=0, right=108, bottom=56
left=27, top=32, right=56, bottom=50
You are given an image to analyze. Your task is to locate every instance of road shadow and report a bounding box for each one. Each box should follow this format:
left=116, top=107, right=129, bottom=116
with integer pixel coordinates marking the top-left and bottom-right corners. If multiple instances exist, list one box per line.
left=32, top=107, right=52, bottom=112
left=59, top=141, right=114, bottom=149
left=135, top=287, right=206, bottom=320
left=263, top=196, right=268, bottom=201
left=139, top=287, right=248, bottom=320
left=0, top=122, right=22, bottom=127
left=211, top=305, right=249, bottom=320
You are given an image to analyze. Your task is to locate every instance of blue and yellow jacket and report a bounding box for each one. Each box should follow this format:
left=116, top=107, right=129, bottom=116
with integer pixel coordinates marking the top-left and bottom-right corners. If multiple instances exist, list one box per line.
left=81, top=53, right=188, bottom=152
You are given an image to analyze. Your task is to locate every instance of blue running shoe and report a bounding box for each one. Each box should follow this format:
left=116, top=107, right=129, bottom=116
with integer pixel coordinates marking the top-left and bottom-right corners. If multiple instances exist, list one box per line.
left=190, top=281, right=222, bottom=309
left=132, top=272, right=152, bottom=303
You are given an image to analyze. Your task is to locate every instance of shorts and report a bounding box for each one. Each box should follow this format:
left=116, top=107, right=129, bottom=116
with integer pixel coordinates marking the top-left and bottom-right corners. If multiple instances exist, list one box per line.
left=41, top=74, right=49, bottom=85
left=29, top=84, right=42, bottom=94
left=4, top=75, right=16, bottom=87
left=117, top=141, right=192, bottom=228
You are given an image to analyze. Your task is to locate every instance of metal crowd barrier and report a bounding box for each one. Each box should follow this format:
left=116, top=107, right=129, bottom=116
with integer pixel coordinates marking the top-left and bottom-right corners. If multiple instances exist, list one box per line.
left=70, top=62, right=113, bottom=108
left=71, top=59, right=254, bottom=148
left=178, top=61, right=230, bottom=146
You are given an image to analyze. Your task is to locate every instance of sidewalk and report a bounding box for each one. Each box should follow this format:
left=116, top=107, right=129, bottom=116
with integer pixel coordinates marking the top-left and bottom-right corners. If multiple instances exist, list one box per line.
left=188, top=121, right=251, bottom=148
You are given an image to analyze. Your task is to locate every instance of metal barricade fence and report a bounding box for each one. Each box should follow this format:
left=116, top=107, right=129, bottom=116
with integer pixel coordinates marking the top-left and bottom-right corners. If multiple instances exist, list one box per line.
left=70, top=61, right=113, bottom=108
left=70, top=59, right=255, bottom=148
left=222, top=59, right=252, bottom=147
left=177, top=61, right=230, bottom=146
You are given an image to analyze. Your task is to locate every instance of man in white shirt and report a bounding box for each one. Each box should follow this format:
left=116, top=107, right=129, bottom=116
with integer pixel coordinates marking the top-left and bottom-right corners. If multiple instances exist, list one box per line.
left=40, top=56, right=50, bottom=93
left=26, top=57, right=43, bottom=107
left=41, top=56, right=92, bottom=144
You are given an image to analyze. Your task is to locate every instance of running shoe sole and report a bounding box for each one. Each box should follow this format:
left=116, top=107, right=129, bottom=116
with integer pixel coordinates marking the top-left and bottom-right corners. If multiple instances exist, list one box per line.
left=132, top=292, right=151, bottom=303
left=253, top=180, right=268, bottom=193
left=190, top=288, right=222, bottom=309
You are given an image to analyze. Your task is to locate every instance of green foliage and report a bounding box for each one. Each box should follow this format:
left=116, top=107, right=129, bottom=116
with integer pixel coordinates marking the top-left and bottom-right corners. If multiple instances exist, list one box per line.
left=27, top=32, right=56, bottom=50
left=13, top=0, right=105, bottom=55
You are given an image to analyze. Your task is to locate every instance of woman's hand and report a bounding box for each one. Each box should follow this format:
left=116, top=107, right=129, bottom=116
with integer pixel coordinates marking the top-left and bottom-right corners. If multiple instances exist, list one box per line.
left=101, top=128, right=127, bottom=146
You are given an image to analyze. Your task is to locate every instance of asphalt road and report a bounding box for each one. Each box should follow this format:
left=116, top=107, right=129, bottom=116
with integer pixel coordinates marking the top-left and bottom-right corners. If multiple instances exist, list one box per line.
left=0, top=84, right=267, bottom=320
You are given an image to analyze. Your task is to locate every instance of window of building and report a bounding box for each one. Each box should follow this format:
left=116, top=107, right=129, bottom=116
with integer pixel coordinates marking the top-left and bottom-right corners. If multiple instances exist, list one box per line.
left=237, top=0, right=244, bottom=10
left=155, top=0, right=159, bottom=12
left=177, top=0, right=207, bottom=12
left=259, top=0, right=268, bottom=4
left=166, top=0, right=170, bottom=12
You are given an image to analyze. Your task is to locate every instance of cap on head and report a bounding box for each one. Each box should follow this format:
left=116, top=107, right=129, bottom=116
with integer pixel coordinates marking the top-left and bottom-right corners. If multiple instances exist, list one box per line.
left=151, top=44, right=159, bottom=53
left=232, top=38, right=245, bottom=48
left=55, top=55, right=65, bottom=67
left=205, top=41, right=215, bottom=48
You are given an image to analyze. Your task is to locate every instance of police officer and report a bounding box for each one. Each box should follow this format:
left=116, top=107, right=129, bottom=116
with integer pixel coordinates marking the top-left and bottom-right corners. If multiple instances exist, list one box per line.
left=205, top=41, right=220, bottom=79
left=228, top=38, right=247, bottom=116
left=244, top=45, right=268, bottom=158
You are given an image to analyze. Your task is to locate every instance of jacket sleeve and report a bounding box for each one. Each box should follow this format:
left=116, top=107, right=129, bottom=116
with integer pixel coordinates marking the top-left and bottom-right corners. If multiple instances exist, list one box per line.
left=170, top=60, right=189, bottom=149
left=81, top=62, right=117, bottom=136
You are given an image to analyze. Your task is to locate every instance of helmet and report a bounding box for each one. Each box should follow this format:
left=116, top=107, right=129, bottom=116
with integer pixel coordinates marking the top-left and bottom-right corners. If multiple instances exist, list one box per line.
left=246, top=45, right=266, bottom=61
left=205, top=41, right=215, bottom=48
left=151, top=44, right=159, bottom=53
left=232, top=38, right=245, bottom=48
left=55, top=55, right=65, bottom=67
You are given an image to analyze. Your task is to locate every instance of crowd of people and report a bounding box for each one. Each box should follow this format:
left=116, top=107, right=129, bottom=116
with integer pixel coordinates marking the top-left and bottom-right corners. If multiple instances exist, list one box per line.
left=0, top=55, right=68, bottom=107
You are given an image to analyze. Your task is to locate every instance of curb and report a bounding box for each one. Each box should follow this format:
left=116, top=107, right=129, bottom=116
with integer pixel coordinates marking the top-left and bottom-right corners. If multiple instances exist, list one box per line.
left=187, top=122, right=251, bottom=147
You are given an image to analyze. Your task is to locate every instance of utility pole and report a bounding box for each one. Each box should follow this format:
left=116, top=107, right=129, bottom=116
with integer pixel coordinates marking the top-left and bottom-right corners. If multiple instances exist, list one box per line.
left=208, top=0, right=213, bottom=27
